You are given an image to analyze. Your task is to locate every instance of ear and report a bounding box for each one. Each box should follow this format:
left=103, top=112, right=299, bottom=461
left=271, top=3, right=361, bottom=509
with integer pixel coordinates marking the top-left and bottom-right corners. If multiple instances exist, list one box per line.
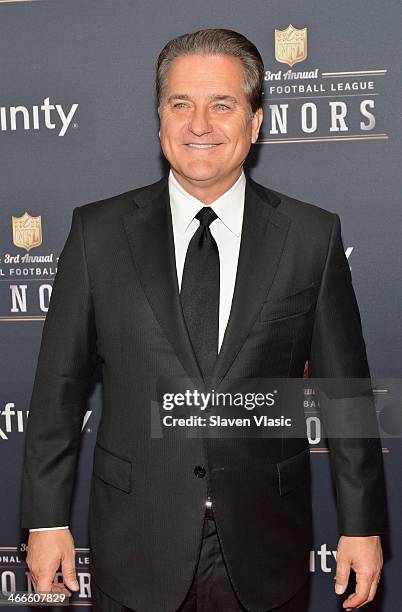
left=251, top=107, right=264, bottom=143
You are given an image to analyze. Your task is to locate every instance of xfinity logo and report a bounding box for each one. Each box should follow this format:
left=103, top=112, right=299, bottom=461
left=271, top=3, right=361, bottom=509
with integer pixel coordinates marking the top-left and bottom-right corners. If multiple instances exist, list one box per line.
left=0, top=404, right=28, bottom=440
left=0, top=97, right=78, bottom=136
left=310, top=544, right=337, bottom=573
left=0, top=403, right=92, bottom=440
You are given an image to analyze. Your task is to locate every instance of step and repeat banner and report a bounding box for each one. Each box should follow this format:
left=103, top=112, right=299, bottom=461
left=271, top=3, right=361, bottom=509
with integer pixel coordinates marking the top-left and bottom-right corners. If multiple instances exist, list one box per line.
left=0, top=0, right=400, bottom=610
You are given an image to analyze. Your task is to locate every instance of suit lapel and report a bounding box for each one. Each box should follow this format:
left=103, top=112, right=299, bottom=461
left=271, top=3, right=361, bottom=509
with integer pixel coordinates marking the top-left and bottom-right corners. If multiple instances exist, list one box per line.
left=122, top=174, right=291, bottom=388
left=210, top=177, right=291, bottom=388
left=122, top=175, right=203, bottom=380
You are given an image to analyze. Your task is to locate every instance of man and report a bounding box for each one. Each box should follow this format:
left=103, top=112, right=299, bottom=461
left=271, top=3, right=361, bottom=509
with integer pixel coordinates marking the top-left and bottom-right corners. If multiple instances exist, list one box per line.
left=21, top=28, right=388, bottom=612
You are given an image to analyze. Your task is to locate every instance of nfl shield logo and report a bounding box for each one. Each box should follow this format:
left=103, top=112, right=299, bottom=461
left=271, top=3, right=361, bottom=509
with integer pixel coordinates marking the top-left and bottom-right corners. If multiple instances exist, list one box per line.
left=12, top=212, right=42, bottom=251
left=275, top=24, right=307, bottom=67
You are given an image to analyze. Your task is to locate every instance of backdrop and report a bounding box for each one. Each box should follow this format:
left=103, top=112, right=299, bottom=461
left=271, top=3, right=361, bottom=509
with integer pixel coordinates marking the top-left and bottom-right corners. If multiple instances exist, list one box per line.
left=0, top=0, right=400, bottom=610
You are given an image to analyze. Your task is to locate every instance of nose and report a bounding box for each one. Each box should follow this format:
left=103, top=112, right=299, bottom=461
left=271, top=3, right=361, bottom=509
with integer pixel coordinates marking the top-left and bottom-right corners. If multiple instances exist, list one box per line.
left=188, top=106, right=212, bottom=137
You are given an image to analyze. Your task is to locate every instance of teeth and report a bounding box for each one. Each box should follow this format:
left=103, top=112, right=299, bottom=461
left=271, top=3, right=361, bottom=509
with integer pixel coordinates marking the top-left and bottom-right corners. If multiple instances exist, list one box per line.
left=188, top=144, right=217, bottom=148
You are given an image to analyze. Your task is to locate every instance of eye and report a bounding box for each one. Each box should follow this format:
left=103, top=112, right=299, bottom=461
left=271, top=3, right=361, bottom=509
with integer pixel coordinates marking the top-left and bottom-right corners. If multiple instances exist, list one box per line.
left=214, top=103, right=230, bottom=111
left=173, top=102, right=189, bottom=109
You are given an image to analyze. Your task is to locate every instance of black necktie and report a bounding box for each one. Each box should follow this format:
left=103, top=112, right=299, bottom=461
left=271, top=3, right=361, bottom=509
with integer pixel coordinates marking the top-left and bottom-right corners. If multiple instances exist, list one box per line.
left=180, top=207, right=220, bottom=383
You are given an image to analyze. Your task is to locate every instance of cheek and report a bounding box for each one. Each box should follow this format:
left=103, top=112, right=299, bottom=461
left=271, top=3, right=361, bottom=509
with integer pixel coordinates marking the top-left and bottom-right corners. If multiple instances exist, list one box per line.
left=160, top=115, right=185, bottom=138
left=222, top=117, right=252, bottom=143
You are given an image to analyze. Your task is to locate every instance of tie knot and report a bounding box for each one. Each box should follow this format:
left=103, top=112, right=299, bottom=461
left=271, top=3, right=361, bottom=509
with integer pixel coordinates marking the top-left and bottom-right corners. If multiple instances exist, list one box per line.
left=195, top=207, right=218, bottom=228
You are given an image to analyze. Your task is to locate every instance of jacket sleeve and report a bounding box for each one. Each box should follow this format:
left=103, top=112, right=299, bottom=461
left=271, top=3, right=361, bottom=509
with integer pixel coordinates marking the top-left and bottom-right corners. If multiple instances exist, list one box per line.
left=20, top=207, right=98, bottom=529
left=309, top=213, right=388, bottom=536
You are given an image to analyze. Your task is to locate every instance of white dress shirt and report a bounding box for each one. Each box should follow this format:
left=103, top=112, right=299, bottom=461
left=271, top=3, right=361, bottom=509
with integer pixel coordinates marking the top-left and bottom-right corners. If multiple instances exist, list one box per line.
left=169, top=168, right=245, bottom=352
left=29, top=169, right=246, bottom=531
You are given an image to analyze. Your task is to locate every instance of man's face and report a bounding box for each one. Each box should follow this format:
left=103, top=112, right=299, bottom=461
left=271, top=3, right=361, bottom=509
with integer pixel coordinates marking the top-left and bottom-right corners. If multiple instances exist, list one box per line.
left=158, top=53, right=263, bottom=191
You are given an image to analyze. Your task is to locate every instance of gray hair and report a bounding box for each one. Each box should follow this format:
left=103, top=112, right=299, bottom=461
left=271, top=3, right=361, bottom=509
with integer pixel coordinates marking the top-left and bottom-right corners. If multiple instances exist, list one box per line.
left=156, top=28, right=264, bottom=115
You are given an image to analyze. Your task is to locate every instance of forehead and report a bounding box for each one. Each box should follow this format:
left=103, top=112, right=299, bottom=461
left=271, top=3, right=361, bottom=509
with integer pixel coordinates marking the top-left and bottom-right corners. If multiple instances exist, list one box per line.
left=165, top=53, right=246, bottom=96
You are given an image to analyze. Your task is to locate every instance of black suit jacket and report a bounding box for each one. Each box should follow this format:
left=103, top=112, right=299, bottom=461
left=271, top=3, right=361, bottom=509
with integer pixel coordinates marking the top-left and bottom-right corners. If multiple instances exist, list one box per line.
left=20, top=174, right=388, bottom=612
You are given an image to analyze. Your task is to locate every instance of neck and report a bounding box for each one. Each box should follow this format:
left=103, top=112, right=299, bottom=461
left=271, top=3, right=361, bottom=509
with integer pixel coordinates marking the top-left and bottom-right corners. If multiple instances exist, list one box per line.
left=171, top=168, right=243, bottom=204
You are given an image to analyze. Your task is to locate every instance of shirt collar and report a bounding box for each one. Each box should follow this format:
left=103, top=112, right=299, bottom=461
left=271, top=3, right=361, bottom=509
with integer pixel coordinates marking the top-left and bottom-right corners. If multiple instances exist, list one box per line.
left=168, top=169, right=245, bottom=237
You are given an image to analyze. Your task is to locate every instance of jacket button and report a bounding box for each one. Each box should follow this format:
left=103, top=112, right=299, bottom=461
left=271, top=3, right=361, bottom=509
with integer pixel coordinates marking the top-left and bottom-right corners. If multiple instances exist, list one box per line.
left=194, top=465, right=206, bottom=478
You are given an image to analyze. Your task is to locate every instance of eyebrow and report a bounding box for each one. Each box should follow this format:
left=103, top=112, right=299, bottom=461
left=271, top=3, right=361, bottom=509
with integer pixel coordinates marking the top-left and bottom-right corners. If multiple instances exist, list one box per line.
left=166, top=93, right=239, bottom=105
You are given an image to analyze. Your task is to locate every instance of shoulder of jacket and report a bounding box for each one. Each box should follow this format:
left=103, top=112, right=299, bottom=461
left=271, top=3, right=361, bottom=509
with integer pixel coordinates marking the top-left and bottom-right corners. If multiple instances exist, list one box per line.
left=250, top=178, right=337, bottom=234
left=75, top=176, right=166, bottom=222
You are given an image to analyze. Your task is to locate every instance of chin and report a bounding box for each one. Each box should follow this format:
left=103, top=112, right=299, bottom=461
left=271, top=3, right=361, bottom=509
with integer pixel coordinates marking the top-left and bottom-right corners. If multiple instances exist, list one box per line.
left=178, top=163, right=221, bottom=183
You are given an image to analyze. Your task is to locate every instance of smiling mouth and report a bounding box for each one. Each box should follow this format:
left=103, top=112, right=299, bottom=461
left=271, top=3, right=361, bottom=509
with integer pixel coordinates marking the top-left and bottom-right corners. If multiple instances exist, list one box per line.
left=185, top=143, right=221, bottom=148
